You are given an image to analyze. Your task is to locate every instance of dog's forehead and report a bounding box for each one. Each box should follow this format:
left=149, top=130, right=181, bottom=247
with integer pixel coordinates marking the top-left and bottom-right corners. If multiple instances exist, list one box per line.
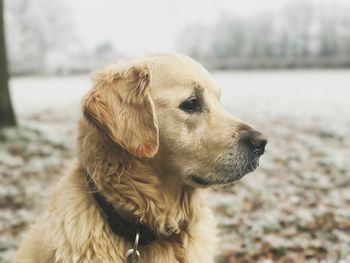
left=147, top=53, right=220, bottom=97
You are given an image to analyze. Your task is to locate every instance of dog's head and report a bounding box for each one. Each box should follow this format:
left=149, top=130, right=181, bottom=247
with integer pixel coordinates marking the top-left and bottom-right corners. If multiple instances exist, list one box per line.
left=82, top=53, right=267, bottom=187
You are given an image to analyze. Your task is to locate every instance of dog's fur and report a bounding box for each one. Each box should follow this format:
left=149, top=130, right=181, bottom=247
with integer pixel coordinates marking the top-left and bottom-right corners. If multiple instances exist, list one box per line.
left=14, top=53, right=263, bottom=263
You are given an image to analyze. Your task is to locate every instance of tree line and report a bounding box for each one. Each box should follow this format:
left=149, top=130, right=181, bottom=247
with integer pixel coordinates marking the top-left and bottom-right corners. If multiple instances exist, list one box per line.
left=5, top=0, right=121, bottom=76
left=177, top=1, right=350, bottom=69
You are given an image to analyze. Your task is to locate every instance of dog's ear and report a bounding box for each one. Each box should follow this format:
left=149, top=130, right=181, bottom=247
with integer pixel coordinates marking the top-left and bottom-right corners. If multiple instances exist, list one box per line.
left=82, top=64, right=159, bottom=158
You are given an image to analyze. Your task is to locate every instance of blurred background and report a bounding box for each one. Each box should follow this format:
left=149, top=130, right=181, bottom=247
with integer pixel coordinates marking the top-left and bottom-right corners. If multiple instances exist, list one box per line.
left=0, top=0, right=350, bottom=262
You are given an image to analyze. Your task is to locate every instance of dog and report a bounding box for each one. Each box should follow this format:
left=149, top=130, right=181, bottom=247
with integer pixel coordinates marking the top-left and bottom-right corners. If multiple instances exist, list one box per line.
left=13, top=53, right=267, bottom=263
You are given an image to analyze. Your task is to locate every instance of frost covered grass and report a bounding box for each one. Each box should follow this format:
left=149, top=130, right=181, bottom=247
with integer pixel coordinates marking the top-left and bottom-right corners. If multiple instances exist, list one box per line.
left=212, top=117, right=350, bottom=262
left=1, top=70, right=350, bottom=262
left=0, top=127, right=73, bottom=262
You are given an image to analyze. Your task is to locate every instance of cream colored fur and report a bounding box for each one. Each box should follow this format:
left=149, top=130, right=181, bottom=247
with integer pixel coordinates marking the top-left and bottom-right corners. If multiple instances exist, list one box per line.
left=13, top=53, right=256, bottom=263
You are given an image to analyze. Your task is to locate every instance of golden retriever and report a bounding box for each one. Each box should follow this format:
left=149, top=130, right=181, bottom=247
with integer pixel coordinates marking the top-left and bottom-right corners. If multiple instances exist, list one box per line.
left=13, top=53, right=267, bottom=263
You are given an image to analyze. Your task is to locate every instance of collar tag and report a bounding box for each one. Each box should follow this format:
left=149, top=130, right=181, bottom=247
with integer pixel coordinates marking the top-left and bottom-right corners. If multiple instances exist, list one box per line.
left=124, top=229, right=140, bottom=262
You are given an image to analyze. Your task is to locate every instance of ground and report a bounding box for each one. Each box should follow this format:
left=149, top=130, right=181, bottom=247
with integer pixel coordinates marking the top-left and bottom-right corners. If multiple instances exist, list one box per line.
left=1, top=70, right=350, bottom=262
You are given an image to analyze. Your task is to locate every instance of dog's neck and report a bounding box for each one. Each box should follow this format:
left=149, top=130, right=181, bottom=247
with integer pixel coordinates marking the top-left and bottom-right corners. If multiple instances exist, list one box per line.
left=77, top=120, right=202, bottom=238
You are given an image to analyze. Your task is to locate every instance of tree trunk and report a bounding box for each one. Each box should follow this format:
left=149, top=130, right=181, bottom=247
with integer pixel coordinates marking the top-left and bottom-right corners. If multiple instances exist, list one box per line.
left=0, top=0, right=16, bottom=127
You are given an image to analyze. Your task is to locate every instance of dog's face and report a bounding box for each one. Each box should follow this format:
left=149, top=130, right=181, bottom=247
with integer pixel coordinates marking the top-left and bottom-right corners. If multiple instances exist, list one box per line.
left=83, top=53, right=266, bottom=188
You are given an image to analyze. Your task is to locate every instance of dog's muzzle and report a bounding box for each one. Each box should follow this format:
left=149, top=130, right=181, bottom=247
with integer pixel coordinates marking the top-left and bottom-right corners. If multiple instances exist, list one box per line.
left=189, top=130, right=267, bottom=187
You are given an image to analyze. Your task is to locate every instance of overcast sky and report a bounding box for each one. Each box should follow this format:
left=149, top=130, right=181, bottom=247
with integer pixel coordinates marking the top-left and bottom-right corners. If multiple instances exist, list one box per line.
left=67, top=0, right=349, bottom=56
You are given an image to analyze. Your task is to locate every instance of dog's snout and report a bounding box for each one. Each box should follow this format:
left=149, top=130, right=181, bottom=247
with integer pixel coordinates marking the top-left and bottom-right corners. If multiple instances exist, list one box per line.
left=244, top=131, right=268, bottom=155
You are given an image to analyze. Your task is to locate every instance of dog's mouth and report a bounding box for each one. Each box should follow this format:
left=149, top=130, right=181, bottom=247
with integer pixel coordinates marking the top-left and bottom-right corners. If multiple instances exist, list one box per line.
left=190, top=175, right=211, bottom=186
left=189, top=157, right=260, bottom=187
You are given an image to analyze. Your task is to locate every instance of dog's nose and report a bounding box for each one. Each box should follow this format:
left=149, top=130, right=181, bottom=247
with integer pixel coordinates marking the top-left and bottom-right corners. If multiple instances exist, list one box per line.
left=245, top=131, right=267, bottom=155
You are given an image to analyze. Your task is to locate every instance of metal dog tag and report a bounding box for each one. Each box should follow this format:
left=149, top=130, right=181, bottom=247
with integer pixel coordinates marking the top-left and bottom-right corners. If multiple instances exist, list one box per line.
left=124, top=248, right=140, bottom=263
left=124, top=229, right=140, bottom=263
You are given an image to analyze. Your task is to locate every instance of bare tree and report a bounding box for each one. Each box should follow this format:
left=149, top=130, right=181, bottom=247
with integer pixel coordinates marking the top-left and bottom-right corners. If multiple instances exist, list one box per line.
left=5, top=0, right=77, bottom=75
left=0, top=0, right=16, bottom=127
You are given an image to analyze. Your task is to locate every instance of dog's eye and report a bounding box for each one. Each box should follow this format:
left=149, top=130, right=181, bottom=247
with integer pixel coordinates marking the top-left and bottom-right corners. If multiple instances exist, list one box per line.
left=179, top=97, right=200, bottom=113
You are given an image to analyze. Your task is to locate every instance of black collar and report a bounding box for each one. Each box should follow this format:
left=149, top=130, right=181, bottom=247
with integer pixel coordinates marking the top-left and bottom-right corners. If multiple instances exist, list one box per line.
left=86, top=172, right=157, bottom=246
